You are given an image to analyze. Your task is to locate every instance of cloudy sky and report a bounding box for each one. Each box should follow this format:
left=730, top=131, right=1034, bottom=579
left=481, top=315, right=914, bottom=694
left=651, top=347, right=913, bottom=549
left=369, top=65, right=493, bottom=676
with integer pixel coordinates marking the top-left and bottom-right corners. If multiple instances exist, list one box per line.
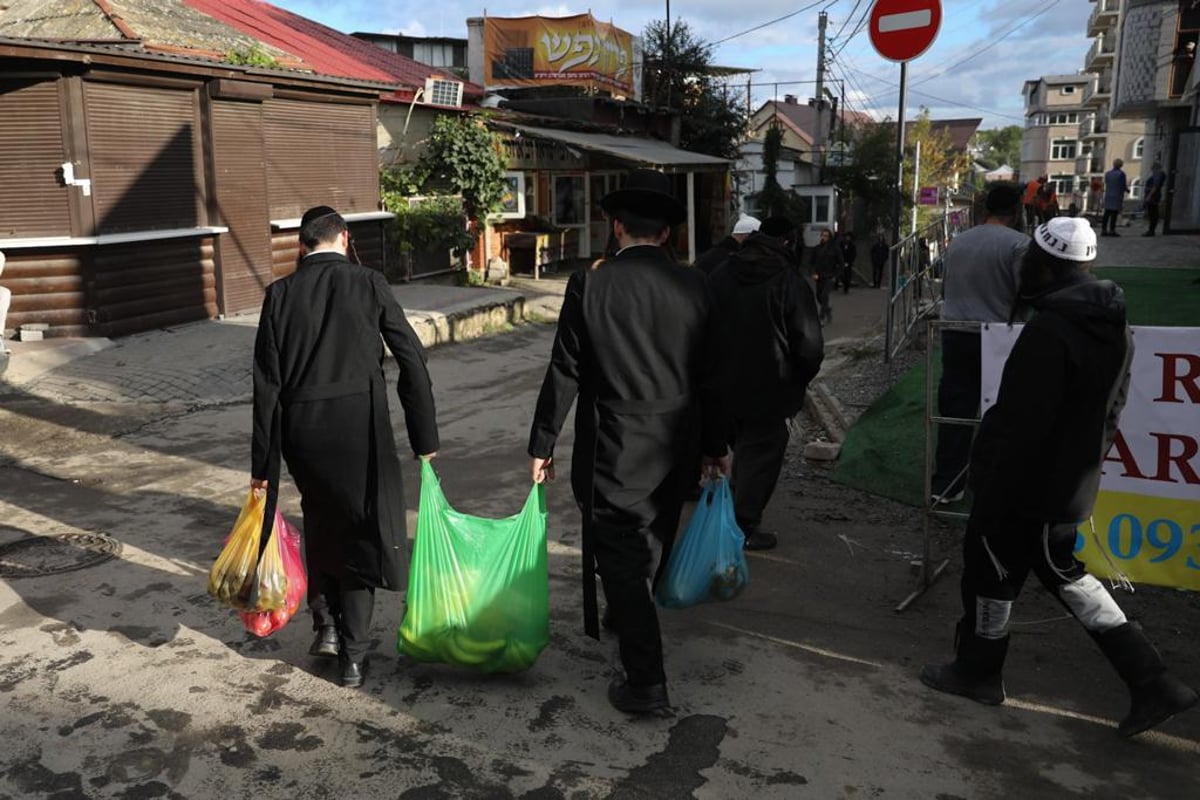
left=271, top=0, right=1093, bottom=130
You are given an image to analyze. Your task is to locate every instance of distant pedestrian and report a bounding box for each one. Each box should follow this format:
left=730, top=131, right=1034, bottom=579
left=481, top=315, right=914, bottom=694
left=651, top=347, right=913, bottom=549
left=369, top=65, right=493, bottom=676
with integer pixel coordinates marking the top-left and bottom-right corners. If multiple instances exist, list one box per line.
left=1142, top=162, right=1167, bottom=236
left=693, top=213, right=760, bottom=276
left=836, top=231, right=857, bottom=293
left=869, top=233, right=890, bottom=289
left=251, top=205, right=439, bottom=689
left=1022, top=175, right=1045, bottom=230
left=1101, top=159, right=1128, bottom=236
left=920, top=217, right=1198, bottom=738
left=527, top=168, right=730, bottom=716
left=931, top=183, right=1028, bottom=504
left=709, top=216, right=824, bottom=551
left=809, top=228, right=843, bottom=325
left=1034, top=181, right=1058, bottom=224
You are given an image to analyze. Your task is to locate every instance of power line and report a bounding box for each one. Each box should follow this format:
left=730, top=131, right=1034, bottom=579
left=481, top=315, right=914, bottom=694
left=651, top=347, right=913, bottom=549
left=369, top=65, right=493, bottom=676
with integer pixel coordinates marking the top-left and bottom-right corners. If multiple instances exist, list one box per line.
left=843, top=63, right=1026, bottom=123
left=910, top=0, right=1065, bottom=88
left=831, top=0, right=865, bottom=42
left=711, top=1, right=827, bottom=46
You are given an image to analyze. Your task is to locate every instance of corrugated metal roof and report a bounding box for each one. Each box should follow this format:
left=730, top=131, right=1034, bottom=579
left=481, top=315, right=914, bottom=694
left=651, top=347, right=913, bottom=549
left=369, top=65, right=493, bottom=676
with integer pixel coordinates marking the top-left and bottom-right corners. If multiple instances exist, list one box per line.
left=0, top=0, right=482, bottom=103
left=497, top=123, right=730, bottom=171
left=183, top=0, right=483, bottom=101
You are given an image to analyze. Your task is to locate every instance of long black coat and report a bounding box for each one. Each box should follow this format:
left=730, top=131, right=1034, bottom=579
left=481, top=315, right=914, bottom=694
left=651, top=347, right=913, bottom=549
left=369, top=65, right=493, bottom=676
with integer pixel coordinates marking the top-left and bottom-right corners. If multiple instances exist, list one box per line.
left=528, top=245, right=726, bottom=525
left=251, top=251, right=438, bottom=589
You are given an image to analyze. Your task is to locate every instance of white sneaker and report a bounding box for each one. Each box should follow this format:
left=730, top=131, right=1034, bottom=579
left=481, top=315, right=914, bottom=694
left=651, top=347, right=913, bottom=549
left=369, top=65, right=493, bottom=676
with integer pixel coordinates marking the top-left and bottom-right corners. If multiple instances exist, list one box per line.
left=931, top=489, right=965, bottom=505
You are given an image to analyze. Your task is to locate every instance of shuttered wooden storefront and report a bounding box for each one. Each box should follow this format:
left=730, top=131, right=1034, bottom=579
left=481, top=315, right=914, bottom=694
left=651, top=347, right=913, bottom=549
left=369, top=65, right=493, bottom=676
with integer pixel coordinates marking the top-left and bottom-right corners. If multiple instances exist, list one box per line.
left=264, top=98, right=379, bottom=219
left=83, top=82, right=204, bottom=234
left=0, top=78, right=72, bottom=237
left=209, top=100, right=272, bottom=315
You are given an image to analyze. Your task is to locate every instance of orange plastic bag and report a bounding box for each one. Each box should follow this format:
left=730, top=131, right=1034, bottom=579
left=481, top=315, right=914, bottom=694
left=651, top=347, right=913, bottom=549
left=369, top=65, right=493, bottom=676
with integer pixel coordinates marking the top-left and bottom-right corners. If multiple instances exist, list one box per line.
left=239, top=512, right=307, bottom=637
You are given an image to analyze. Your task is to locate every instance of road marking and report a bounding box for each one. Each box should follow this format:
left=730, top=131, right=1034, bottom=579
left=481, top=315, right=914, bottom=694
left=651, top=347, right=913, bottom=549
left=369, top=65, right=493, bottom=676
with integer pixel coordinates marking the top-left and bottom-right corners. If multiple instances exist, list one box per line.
left=705, top=621, right=884, bottom=668
left=878, top=10, right=933, bottom=33
left=1005, top=698, right=1200, bottom=753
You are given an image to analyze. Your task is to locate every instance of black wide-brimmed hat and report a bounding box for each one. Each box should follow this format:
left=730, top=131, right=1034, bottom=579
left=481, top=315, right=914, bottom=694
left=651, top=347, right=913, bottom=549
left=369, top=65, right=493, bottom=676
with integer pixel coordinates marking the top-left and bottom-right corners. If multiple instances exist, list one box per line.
left=601, top=168, right=686, bottom=227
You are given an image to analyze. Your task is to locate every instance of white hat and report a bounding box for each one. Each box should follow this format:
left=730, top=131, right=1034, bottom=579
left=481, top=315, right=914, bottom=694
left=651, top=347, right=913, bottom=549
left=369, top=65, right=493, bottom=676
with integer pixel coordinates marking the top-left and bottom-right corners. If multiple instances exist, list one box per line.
left=1034, top=217, right=1096, bottom=262
left=731, top=213, right=761, bottom=235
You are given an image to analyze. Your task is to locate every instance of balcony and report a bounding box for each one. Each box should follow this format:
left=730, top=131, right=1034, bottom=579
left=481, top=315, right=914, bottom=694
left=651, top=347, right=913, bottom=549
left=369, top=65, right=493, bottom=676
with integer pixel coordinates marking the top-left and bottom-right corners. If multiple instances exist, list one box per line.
left=1082, top=75, right=1112, bottom=107
left=1085, top=34, right=1116, bottom=70
left=1087, top=0, right=1119, bottom=37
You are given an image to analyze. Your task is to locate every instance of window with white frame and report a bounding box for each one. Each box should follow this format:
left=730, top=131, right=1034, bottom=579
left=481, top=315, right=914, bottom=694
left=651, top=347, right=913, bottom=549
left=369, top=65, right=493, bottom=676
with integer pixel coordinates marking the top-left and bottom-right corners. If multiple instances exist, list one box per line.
left=1050, top=174, right=1074, bottom=195
left=1130, top=178, right=1141, bottom=200
left=1048, top=112, right=1079, bottom=125
left=1051, top=138, right=1078, bottom=160
left=1133, top=137, right=1145, bottom=159
left=1061, top=85, right=1076, bottom=95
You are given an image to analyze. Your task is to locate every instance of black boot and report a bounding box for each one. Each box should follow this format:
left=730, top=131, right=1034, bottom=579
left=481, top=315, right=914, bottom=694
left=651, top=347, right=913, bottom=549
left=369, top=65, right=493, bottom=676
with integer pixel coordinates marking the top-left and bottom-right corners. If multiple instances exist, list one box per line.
left=1094, top=622, right=1199, bottom=737
left=920, top=620, right=1007, bottom=706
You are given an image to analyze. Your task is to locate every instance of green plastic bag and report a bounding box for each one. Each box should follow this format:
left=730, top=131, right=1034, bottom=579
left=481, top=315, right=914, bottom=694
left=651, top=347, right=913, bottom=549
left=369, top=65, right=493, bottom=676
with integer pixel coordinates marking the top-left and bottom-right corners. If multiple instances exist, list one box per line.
left=397, top=460, right=549, bottom=673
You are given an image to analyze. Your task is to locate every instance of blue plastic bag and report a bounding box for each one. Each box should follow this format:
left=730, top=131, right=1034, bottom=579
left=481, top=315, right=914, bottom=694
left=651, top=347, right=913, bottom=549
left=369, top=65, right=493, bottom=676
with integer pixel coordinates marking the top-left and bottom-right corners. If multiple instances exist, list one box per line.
left=655, top=478, right=749, bottom=609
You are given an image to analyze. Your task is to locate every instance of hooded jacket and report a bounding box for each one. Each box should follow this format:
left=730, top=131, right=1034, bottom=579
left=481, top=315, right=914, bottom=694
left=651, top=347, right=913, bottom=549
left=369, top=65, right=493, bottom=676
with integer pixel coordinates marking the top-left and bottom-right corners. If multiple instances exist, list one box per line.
left=970, top=271, right=1133, bottom=524
left=708, top=232, right=825, bottom=419
left=693, top=235, right=740, bottom=276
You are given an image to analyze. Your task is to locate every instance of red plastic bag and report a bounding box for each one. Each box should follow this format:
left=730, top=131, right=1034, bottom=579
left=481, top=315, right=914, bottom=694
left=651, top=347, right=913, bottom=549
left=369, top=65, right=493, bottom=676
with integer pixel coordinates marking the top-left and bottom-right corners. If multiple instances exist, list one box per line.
left=238, top=511, right=307, bottom=637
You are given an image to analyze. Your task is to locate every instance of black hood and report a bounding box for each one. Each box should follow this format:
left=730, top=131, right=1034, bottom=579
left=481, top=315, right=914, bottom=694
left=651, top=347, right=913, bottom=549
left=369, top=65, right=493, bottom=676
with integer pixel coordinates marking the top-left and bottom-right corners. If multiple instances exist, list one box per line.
left=727, top=232, right=796, bottom=284
left=1022, top=271, right=1127, bottom=332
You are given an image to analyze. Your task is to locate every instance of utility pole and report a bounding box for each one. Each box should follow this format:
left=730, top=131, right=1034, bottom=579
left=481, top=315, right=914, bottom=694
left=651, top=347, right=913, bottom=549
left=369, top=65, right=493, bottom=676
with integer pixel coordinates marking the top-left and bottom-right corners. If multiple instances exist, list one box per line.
left=813, top=11, right=828, bottom=182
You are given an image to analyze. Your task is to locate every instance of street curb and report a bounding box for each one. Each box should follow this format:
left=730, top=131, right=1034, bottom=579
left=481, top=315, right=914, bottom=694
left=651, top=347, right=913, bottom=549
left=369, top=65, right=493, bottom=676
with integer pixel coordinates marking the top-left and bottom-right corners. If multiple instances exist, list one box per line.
left=406, top=295, right=528, bottom=349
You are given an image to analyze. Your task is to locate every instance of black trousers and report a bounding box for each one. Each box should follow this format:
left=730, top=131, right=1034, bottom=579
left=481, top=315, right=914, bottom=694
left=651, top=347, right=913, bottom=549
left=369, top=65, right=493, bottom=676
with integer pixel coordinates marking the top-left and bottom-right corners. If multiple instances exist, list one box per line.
left=303, top=509, right=376, bottom=662
left=592, top=485, right=684, bottom=688
left=815, top=276, right=832, bottom=320
left=932, top=330, right=980, bottom=495
left=731, top=416, right=790, bottom=530
left=1146, top=203, right=1160, bottom=234
left=871, top=259, right=886, bottom=288
left=1102, top=209, right=1120, bottom=233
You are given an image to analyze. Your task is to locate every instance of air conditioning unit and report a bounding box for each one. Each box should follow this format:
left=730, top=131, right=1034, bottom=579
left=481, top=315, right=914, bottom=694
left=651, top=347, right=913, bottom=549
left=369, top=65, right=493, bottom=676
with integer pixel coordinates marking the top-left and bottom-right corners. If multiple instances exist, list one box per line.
left=423, top=77, right=463, bottom=107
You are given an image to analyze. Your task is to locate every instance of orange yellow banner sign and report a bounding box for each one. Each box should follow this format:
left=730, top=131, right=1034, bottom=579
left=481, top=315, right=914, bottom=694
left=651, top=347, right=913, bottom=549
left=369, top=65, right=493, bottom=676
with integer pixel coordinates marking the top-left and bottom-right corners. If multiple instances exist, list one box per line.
left=483, top=14, right=641, bottom=99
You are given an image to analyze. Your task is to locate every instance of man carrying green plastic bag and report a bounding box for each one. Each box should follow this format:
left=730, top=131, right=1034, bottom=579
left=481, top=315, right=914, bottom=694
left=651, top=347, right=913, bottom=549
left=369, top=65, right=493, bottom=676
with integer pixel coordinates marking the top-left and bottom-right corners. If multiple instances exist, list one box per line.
left=398, top=460, right=549, bottom=673
left=526, top=169, right=731, bottom=715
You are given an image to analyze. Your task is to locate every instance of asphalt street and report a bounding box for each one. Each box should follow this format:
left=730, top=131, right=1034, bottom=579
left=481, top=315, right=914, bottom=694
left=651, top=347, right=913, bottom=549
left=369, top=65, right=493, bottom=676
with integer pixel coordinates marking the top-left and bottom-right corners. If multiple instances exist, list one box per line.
left=1, top=234, right=1199, bottom=798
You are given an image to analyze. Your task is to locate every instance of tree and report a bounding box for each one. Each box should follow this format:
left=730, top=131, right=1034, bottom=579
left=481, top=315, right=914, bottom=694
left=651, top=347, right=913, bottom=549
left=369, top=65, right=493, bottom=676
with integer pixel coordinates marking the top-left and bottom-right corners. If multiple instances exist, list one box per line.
left=826, top=118, right=899, bottom=231
left=904, top=110, right=973, bottom=229
left=641, top=19, right=746, bottom=159
left=972, top=125, right=1023, bottom=170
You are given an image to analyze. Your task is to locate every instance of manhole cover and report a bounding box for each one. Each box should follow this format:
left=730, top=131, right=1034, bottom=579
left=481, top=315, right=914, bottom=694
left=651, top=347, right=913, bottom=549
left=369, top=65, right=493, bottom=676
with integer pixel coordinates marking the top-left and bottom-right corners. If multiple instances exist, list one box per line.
left=0, top=533, right=121, bottom=578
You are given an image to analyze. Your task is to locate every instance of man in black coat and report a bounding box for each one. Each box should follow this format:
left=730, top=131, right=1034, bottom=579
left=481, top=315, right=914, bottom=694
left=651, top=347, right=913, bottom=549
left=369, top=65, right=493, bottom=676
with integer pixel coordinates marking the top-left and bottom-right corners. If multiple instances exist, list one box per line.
left=251, top=206, right=439, bottom=688
left=528, top=169, right=729, bottom=715
left=836, top=230, right=857, bottom=293
left=920, top=217, right=1197, bottom=737
left=709, top=217, right=824, bottom=550
left=692, top=213, right=759, bottom=276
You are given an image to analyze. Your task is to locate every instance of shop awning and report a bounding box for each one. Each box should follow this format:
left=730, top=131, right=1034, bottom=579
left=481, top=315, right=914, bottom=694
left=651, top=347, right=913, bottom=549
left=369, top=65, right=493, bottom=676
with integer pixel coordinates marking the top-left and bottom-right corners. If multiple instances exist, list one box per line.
left=500, top=123, right=731, bottom=172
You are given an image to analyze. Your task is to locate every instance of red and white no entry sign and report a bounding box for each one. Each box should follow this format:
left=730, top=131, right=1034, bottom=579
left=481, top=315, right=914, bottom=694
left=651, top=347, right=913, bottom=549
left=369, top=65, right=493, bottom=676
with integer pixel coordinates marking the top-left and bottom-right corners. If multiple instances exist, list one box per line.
left=869, top=0, right=942, bottom=63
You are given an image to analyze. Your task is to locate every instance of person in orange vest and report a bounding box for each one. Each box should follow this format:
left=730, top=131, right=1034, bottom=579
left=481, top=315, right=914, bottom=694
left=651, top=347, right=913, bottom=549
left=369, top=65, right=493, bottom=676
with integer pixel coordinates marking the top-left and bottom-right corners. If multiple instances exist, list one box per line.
left=1034, top=181, right=1059, bottom=224
left=1022, top=175, right=1045, bottom=230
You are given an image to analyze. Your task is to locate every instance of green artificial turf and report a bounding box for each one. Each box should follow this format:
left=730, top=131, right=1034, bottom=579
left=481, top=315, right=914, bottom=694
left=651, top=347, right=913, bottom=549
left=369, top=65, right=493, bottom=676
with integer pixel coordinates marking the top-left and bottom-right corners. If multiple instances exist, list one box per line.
left=829, top=267, right=1200, bottom=507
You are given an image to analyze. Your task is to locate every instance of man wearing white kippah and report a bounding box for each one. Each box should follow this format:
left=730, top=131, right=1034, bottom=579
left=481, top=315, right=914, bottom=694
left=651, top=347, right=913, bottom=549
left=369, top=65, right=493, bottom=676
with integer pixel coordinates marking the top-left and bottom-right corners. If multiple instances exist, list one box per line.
left=921, top=217, right=1197, bottom=738
left=692, top=213, right=760, bottom=276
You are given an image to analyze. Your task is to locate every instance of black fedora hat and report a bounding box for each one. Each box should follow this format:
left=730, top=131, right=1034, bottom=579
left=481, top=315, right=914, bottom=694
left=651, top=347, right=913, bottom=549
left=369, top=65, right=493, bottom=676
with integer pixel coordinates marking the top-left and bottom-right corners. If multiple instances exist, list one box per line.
left=601, top=168, right=686, bottom=227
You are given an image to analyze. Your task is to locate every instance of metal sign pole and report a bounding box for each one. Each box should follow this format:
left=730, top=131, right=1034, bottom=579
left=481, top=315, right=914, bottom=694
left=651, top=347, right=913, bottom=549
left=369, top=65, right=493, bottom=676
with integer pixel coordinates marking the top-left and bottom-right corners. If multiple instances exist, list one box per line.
left=884, top=61, right=907, bottom=364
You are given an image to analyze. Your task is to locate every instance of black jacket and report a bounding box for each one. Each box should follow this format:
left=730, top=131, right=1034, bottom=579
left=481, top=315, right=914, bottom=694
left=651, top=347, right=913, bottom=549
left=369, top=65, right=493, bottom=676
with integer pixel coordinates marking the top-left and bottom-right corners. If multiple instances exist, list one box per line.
left=529, top=245, right=726, bottom=522
left=810, top=240, right=845, bottom=279
left=692, top=235, right=740, bottom=276
left=970, top=272, right=1132, bottom=524
left=709, top=232, right=825, bottom=419
left=252, top=252, right=438, bottom=588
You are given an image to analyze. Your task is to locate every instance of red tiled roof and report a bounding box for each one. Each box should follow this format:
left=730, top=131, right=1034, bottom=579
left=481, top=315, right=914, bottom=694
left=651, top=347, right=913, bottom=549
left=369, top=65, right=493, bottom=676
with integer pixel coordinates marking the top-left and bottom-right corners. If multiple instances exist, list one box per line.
left=182, top=0, right=482, bottom=102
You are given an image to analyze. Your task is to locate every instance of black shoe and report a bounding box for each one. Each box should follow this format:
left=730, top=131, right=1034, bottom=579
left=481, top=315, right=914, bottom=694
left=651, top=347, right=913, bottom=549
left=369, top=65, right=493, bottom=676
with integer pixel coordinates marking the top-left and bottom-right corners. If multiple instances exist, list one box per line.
left=919, top=662, right=1005, bottom=706
left=1118, top=674, right=1198, bottom=738
left=742, top=528, right=778, bottom=551
left=309, top=626, right=339, bottom=658
left=339, top=656, right=365, bottom=689
left=608, top=678, right=670, bottom=714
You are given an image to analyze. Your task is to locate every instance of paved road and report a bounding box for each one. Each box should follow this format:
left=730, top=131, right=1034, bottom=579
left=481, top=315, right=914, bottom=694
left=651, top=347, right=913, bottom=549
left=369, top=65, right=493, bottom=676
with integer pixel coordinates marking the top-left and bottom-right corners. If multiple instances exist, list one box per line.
left=2, top=320, right=1198, bottom=799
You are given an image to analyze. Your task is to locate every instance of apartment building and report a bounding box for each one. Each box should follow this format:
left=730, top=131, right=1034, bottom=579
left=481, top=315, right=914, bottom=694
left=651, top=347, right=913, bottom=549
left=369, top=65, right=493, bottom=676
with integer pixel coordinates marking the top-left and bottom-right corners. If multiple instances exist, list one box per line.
left=1020, top=74, right=1092, bottom=210
left=1111, top=0, right=1200, bottom=232
left=1077, top=0, right=1153, bottom=215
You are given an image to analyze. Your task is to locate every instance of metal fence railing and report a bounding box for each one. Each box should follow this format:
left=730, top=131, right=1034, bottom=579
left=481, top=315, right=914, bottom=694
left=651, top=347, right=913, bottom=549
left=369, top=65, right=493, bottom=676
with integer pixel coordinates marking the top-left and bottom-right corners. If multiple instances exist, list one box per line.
left=883, top=208, right=974, bottom=362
